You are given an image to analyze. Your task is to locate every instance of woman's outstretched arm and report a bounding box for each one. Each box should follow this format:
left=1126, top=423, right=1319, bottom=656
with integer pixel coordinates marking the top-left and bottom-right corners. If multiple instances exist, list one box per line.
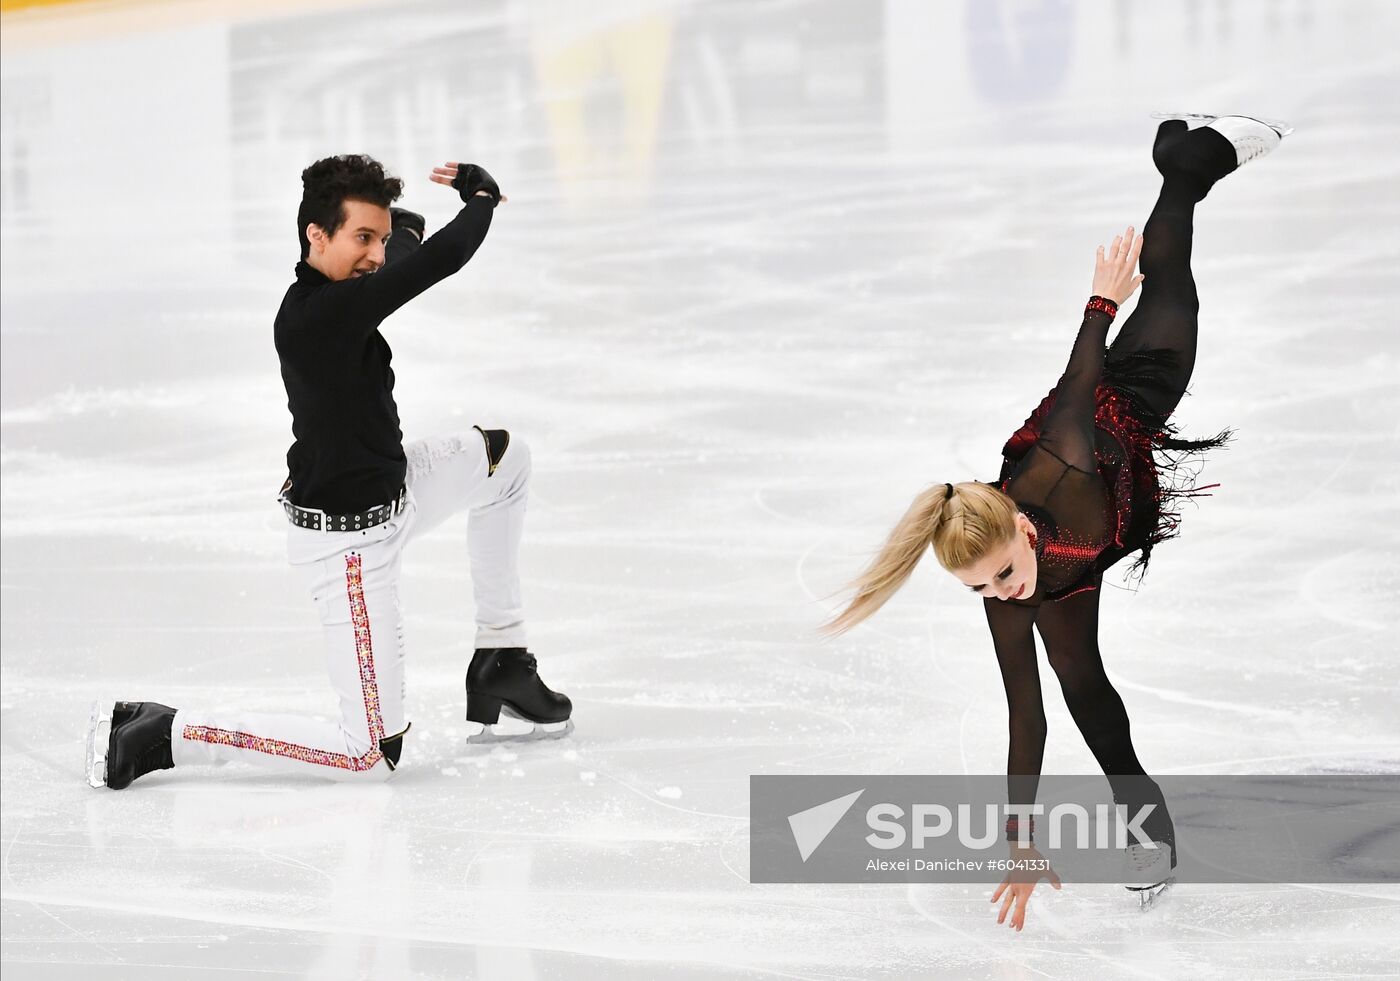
left=984, top=598, right=1060, bottom=931
left=1039, top=227, right=1145, bottom=471
left=984, top=598, right=1046, bottom=799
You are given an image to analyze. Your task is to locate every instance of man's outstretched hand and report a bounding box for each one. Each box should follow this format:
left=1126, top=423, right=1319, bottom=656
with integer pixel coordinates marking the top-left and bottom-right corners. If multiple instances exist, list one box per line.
left=430, top=162, right=505, bottom=206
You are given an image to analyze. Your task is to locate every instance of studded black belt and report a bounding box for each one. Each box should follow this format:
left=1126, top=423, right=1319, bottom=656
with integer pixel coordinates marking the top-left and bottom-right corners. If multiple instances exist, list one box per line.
left=279, top=485, right=408, bottom=533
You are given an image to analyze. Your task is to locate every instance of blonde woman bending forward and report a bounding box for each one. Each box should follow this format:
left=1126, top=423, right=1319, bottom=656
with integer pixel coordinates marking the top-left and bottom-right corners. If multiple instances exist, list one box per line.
left=828, top=114, right=1291, bottom=931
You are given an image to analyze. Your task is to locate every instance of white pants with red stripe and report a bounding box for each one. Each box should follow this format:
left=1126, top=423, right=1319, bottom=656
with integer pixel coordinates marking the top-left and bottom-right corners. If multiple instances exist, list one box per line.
left=171, top=431, right=530, bottom=781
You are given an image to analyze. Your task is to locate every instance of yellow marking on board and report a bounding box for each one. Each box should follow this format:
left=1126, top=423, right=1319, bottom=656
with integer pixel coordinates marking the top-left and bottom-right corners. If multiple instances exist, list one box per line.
left=530, top=13, right=675, bottom=208
left=1, top=0, right=376, bottom=53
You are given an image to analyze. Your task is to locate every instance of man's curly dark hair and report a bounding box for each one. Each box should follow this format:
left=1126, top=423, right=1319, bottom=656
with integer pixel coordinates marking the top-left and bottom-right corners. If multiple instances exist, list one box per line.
left=297, top=154, right=404, bottom=259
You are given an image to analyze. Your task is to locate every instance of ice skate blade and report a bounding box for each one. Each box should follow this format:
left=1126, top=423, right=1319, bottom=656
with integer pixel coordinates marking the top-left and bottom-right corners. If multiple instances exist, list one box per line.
left=465, top=705, right=573, bottom=745
left=85, top=701, right=111, bottom=789
left=1151, top=110, right=1294, bottom=137
left=1126, top=875, right=1176, bottom=911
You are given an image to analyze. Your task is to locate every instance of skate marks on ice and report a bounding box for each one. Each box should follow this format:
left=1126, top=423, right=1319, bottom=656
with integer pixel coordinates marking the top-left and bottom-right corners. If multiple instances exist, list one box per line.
left=909, top=879, right=1399, bottom=979
left=2, top=767, right=790, bottom=981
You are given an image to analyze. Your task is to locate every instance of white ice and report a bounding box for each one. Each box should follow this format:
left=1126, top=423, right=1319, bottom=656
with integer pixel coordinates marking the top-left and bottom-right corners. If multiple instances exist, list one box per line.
left=3, top=0, right=1399, bottom=978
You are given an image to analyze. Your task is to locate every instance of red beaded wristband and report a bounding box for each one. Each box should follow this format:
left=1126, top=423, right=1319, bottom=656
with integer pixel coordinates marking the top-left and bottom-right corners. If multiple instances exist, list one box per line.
left=1005, top=816, right=1035, bottom=844
left=1086, top=295, right=1119, bottom=319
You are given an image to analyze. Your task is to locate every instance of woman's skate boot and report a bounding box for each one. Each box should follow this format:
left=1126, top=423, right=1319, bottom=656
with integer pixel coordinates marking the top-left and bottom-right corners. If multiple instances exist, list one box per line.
left=1124, top=841, right=1178, bottom=911
left=86, top=701, right=176, bottom=789
left=465, top=648, right=572, bottom=743
left=1151, top=112, right=1291, bottom=199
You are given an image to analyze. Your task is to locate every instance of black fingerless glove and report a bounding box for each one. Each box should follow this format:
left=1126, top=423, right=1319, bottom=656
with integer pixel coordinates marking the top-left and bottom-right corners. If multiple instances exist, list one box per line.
left=390, top=207, right=426, bottom=241
left=451, top=164, right=501, bottom=206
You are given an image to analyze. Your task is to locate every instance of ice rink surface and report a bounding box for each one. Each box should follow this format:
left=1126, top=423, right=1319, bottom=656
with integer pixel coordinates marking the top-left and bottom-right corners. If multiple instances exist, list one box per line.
left=3, top=0, right=1399, bottom=977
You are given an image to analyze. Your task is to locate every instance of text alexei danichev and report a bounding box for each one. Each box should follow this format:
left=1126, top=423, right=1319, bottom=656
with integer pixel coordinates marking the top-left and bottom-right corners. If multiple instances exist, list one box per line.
left=866, top=858, right=1053, bottom=873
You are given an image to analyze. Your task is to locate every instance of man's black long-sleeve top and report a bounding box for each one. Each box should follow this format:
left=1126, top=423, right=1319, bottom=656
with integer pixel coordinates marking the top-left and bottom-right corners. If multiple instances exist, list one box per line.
left=274, top=197, right=493, bottom=513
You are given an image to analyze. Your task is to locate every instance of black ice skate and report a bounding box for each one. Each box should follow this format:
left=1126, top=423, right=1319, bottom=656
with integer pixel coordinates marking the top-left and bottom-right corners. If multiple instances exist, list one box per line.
left=85, top=701, right=176, bottom=789
left=464, top=648, right=573, bottom=743
left=1124, top=841, right=1177, bottom=912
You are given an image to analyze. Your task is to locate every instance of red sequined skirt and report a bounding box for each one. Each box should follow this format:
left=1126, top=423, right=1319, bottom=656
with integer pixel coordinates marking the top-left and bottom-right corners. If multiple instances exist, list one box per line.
left=998, top=349, right=1230, bottom=580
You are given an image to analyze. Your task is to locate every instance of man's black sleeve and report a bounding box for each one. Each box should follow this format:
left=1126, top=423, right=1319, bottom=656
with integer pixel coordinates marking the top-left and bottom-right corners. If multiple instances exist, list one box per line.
left=384, top=207, right=426, bottom=267
left=313, top=195, right=494, bottom=330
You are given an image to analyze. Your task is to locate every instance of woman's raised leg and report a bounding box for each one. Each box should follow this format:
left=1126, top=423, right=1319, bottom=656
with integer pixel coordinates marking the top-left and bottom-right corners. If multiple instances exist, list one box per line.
left=1104, top=121, right=1234, bottom=418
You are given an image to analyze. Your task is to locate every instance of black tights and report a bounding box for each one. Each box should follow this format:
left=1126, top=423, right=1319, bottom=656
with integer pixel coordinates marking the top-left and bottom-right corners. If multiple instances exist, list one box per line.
left=1048, top=140, right=1227, bottom=855
left=1105, top=173, right=1203, bottom=421
left=1036, top=579, right=1175, bottom=851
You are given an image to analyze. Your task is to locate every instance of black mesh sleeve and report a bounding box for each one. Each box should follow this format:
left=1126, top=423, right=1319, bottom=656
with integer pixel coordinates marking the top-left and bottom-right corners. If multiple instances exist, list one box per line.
left=984, top=598, right=1047, bottom=809
left=1038, top=308, right=1114, bottom=472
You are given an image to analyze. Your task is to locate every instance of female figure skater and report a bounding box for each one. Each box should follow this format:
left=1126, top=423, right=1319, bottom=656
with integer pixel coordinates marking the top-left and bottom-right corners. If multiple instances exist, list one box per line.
left=826, top=114, right=1290, bottom=930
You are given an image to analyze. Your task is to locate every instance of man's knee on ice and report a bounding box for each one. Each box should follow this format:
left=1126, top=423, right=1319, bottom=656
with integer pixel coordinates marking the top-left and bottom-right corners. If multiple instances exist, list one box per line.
left=331, top=723, right=409, bottom=781
left=377, top=723, right=411, bottom=776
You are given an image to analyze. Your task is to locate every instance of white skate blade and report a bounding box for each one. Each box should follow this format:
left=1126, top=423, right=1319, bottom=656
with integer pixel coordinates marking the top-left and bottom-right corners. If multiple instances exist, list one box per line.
left=1151, top=110, right=1294, bottom=137
left=464, top=704, right=573, bottom=744
left=1127, top=875, right=1176, bottom=912
left=85, top=701, right=112, bottom=788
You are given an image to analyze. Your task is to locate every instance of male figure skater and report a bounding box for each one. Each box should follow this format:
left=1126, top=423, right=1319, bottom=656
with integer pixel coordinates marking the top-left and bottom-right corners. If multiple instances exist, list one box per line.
left=87, top=154, right=571, bottom=790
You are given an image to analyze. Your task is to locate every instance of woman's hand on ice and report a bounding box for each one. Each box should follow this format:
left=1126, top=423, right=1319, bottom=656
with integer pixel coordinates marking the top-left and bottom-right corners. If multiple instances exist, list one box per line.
left=990, top=847, right=1062, bottom=932
left=1091, top=224, right=1144, bottom=305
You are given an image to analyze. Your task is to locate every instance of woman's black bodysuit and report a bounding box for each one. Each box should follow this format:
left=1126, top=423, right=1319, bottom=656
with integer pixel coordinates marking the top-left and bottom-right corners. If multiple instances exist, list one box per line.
left=980, top=119, right=1238, bottom=851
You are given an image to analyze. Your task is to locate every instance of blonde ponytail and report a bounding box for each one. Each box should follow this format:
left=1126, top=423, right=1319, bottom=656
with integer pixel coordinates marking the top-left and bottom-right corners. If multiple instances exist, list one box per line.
left=824, top=480, right=1020, bottom=635
left=823, top=483, right=952, bottom=635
